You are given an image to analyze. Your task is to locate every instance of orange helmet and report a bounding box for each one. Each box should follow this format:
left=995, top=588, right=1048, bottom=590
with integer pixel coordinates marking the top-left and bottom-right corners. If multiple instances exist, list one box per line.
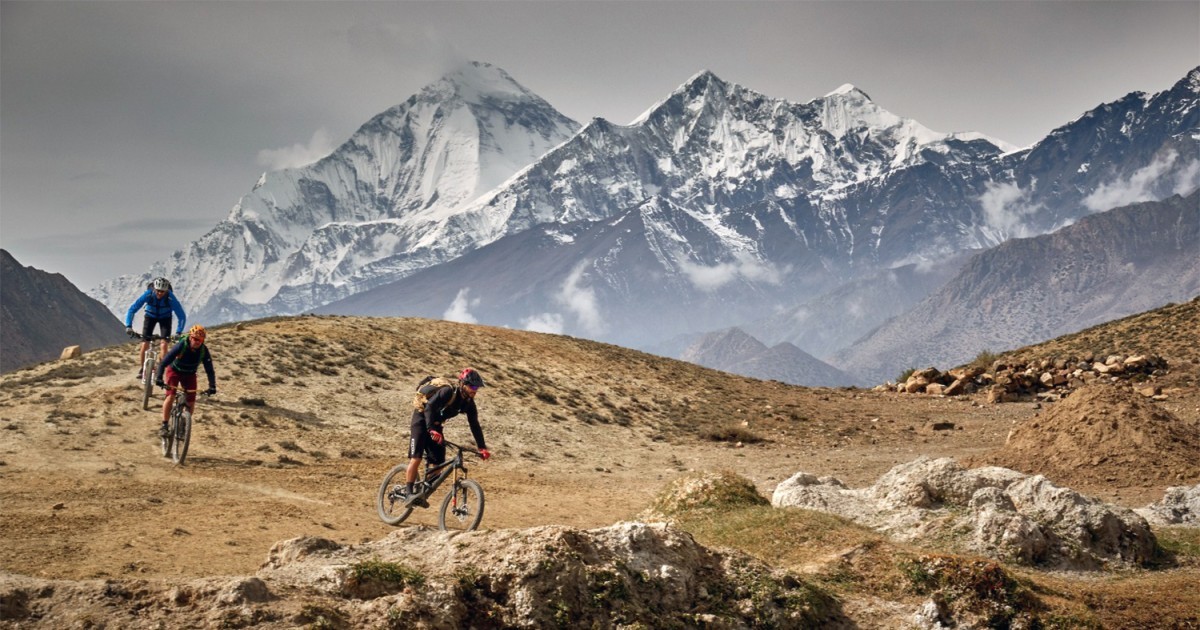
left=188, top=324, right=207, bottom=342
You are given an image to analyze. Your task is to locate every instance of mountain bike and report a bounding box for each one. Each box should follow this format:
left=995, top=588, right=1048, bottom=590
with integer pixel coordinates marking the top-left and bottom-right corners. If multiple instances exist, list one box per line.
left=160, top=383, right=211, bottom=465
left=130, top=332, right=171, bottom=410
left=376, top=440, right=486, bottom=531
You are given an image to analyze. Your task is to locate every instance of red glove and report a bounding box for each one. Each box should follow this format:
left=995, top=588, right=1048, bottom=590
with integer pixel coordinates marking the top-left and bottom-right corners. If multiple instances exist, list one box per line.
left=429, top=430, right=443, bottom=444
left=479, top=448, right=491, bottom=461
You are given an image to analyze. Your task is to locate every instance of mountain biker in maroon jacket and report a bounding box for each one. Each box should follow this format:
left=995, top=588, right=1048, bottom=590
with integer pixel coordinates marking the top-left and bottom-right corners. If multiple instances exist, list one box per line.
left=154, top=324, right=216, bottom=438
left=403, top=368, right=490, bottom=506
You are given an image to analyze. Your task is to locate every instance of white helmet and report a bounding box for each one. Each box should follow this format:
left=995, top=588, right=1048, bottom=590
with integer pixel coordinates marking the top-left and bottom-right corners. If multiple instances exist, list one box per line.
left=152, top=277, right=171, bottom=292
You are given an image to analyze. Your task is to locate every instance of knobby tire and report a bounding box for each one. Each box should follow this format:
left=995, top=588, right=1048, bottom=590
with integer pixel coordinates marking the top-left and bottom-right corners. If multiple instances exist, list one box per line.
left=376, top=463, right=415, bottom=525
left=141, top=357, right=155, bottom=410
left=170, top=402, right=192, bottom=465
left=438, top=479, right=484, bottom=531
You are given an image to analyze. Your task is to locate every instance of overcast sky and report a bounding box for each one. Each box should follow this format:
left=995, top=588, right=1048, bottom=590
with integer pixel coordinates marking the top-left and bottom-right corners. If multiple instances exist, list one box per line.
left=2, top=1, right=1197, bottom=291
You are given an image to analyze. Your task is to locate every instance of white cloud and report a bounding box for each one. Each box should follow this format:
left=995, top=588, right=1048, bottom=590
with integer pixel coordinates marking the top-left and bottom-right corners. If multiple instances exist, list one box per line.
left=256, top=127, right=337, bottom=171
left=680, top=251, right=784, bottom=291
left=521, top=312, right=564, bottom=334
left=979, top=181, right=1040, bottom=236
left=557, top=261, right=605, bottom=334
left=1172, top=158, right=1200, bottom=196
left=443, top=288, right=479, bottom=324
left=1082, top=150, right=1193, bottom=211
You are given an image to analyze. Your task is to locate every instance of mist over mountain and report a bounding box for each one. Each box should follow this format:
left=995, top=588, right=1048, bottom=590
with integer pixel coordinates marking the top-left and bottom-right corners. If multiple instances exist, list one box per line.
left=91, top=63, right=1199, bottom=385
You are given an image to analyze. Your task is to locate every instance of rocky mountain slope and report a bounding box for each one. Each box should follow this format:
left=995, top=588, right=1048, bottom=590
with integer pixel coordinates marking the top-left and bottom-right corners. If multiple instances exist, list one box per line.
left=1, top=301, right=1197, bottom=627
left=0, top=249, right=126, bottom=373
left=835, top=191, right=1200, bottom=383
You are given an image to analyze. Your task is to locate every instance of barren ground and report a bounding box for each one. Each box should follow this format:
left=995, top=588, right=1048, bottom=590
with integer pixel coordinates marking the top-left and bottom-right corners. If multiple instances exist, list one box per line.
left=2, top=311, right=1198, bottom=626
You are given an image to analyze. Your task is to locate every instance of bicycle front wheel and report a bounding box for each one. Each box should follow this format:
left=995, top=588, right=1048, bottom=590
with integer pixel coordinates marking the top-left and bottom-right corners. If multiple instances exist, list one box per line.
left=141, top=358, right=155, bottom=410
left=376, top=463, right=414, bottom=526
left=170, top=406, right=192, bottom=465
left=438, top=479, right=484, bottom=532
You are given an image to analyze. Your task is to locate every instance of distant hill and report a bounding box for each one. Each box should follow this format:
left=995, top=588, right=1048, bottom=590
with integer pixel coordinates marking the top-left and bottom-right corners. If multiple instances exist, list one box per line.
left=0, top=250, right=127, bottom=373
left=680, top=327, right=861, bottom=387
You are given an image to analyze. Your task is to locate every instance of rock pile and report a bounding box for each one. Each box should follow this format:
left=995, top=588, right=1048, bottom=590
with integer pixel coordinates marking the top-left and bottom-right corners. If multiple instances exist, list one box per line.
left=881, top=354, right=1169, bottom=402
left=1136, top=484, right=1200, bottom=527
left=771, top=457, right=1158, bottom=570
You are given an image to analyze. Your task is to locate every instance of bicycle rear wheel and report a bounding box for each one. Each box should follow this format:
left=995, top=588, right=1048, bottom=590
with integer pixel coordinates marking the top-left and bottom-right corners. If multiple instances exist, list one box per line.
left=141, top=357, right=155, bottom=410
left=376, top=463, right=415, bottom=525
left=438, top=479, right=484, bottom=531
left=170, top=405, right=192, bottom=465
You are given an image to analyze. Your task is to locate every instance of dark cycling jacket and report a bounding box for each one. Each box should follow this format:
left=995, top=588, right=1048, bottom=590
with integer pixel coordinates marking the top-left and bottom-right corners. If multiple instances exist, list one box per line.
left=156, top=340, right=216, bottom=390
left=124, top=289, right=186, bottom=332
left=418, top=385, right=486, bottom=450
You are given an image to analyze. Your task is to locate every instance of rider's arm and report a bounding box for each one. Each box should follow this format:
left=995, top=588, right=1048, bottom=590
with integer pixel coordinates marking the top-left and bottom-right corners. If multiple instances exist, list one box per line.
left=201, top=348, right=216, bottom=390
left=169, top=294, right=187, bottom=334
left=465, top=400, right=486, bottom=451
left=156, top=341, right=184, bottom=381
left=124, top=291, right=150, bottom=327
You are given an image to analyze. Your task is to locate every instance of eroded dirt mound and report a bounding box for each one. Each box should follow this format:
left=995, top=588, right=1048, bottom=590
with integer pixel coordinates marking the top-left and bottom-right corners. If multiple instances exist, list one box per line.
left=970, top=384, right=1200, bottom=492
left=640, top=470, right=769, bottom=521
left=0, top=522, right=844, bottom=629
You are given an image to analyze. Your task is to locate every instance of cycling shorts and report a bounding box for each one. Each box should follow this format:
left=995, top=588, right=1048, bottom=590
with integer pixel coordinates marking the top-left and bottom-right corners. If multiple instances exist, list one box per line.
left=164, top=367, right=197, bottom=405
left=408, top=412, right=446, bottom=466
left=142, top=316, right=172, bottom=340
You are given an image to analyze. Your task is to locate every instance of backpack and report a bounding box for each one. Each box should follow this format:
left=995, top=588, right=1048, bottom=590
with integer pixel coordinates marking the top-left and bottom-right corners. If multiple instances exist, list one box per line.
left=412, top=375, right=458, bottom=413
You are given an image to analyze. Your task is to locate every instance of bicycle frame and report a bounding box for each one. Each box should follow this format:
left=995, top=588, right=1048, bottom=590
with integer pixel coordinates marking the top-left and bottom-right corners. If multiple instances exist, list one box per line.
left=420, top=441, right=475, bottom=493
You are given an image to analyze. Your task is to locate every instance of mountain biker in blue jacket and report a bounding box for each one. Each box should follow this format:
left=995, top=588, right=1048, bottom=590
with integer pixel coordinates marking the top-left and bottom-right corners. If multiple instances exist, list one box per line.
left=154, top=324, right=216, bottom=438
left=403, top=368, right=491, bottom=507
left=124, top=277, right=186, bottom=380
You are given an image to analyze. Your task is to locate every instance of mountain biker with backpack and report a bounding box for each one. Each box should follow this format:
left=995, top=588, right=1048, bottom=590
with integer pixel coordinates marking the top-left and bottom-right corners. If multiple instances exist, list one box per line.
left=154, top=324, right=216, bottom=438
left=124, top=277, right=187, bottom=380
left=402, top=368, right=491, bottom=507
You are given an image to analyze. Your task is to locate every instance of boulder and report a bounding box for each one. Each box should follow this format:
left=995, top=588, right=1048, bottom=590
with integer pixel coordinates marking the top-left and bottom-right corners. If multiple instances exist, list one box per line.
left=59, top=345, right=81, bottom=360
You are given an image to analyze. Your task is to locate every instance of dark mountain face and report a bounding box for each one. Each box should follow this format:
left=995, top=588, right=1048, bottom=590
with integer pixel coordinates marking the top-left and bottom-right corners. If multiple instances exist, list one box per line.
left=1, top=250, right=128, bottom=373
left=833, top=190, right=1200, bottom=384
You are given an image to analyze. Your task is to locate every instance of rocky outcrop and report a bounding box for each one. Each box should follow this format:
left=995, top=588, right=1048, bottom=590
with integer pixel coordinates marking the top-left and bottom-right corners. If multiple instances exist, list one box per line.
left=883, top=353, right=1170, bottom=402
left=1137, top=484, right=1200, bottom=527
left=772, top=457, right=1158, bottom=570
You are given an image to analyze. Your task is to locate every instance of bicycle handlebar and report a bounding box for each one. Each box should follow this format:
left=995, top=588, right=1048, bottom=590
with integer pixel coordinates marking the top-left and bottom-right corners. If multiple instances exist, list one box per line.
left=129, top=331, right=172, bottom=342
left=442, top=439, right=482, bottom=457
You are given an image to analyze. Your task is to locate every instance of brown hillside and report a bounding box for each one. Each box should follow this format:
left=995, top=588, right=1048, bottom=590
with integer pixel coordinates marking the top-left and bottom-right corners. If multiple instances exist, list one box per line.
left=968, top=384, right=1200, bottom=496
left=2, top=313, right=1199, bottom=627
left=995, top=295, right=1200, bottom=389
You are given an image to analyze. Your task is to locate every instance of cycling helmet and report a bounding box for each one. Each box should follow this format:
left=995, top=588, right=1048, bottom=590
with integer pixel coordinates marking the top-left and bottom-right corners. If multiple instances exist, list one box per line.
left=188, top=324, right=207, bottom=342
left=458, top=367, right=485, bottom=389
left=152, top=277, right=171, bottom=292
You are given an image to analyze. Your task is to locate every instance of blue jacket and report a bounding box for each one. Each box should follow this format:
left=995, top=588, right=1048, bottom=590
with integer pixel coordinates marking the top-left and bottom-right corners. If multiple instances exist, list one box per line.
left=124, top=289, right=187, bottom=333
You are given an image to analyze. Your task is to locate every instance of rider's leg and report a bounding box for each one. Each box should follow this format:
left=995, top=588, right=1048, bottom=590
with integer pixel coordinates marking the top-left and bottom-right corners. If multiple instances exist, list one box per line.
left=138, top=340, right=149, bottom=370
left=161, top=390, right=175, bottom=423
left=405, top=457, right=422, bottom=488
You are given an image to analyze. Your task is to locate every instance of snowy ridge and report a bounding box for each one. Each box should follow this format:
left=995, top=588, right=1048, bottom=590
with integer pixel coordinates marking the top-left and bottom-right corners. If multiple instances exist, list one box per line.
left=92, top=62, right=1200, bottom=357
